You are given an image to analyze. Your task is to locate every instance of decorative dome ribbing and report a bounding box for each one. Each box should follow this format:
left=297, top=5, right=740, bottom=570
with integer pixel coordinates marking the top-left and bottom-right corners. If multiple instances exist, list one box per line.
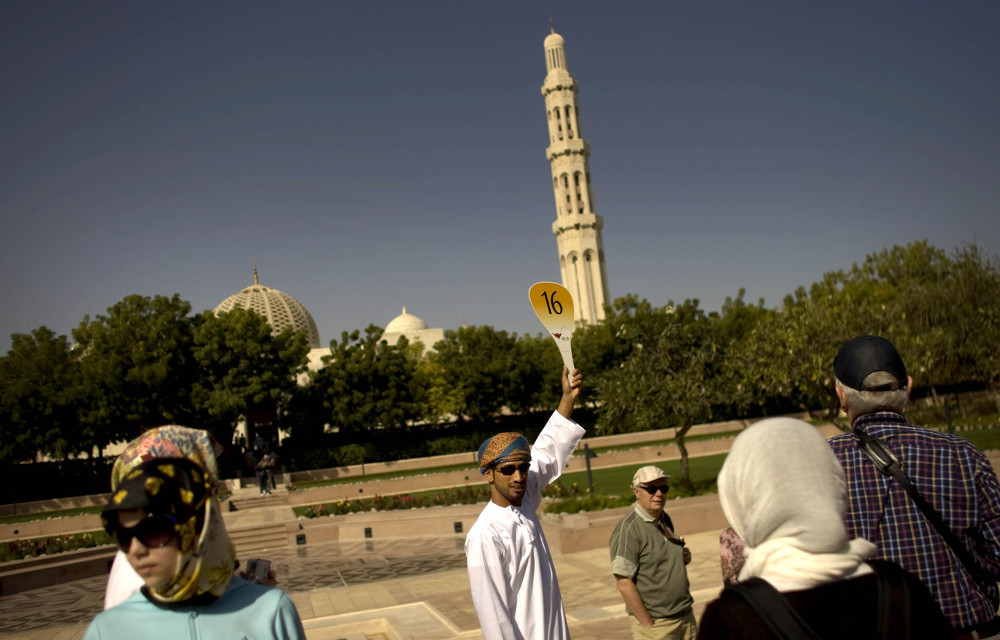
left=214, top=267, right=321, bottom=348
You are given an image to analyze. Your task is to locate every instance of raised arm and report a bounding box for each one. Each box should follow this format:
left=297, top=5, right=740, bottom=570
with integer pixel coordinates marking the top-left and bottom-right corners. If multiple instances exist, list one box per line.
left=530, top=367, right=585, bottom=490
left=556, top=367, right=582, bottom=420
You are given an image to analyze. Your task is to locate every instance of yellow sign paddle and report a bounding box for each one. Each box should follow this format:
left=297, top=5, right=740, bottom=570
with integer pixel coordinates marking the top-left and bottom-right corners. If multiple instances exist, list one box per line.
left=529, top=282, right=575, bottom=372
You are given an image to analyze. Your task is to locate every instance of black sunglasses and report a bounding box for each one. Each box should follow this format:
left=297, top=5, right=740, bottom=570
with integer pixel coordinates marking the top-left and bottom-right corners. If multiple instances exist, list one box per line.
left=113, top=514, right=178, bottom=551
left=494, top=462, right=531, bottom=476
left=638, top=484, right=669, bottom=495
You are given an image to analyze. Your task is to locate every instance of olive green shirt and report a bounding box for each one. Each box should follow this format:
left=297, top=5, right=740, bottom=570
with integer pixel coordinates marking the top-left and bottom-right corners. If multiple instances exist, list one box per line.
left=609, top=502, right=693, bottom=618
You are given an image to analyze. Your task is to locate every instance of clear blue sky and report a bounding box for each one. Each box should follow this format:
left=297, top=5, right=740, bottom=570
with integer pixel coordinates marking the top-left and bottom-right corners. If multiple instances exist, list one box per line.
left=2, top=1, right=998, bottom=353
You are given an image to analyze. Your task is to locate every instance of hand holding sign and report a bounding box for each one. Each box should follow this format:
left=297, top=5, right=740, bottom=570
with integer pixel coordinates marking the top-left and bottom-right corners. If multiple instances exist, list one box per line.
left=529, top=282, right=575, bottom=372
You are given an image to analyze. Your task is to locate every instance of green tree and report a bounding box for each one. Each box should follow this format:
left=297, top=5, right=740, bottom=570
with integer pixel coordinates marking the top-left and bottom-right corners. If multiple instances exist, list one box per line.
left=73, top=294, right=199, bottom=451
left=409, top=344, right=463, bottom=425
left=507, top=334, right=564, bottom=415
left=429, top=325, right=519, bottom=423
left=191, top=308, right=309, bottom=446
left=0, top=327, right=84, bottom=461
left=314, top=326, right=417, bottom=434
left=594, top=297, right=740, bottom=483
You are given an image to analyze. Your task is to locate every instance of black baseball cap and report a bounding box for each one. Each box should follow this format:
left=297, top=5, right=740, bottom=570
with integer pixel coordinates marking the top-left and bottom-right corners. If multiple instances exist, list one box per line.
left=834, top=335, right=907, bottom=391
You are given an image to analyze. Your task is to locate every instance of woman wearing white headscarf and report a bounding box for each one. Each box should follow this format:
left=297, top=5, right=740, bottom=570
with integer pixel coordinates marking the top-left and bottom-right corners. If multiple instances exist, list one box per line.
left=697, top=418, right=952, bottom=639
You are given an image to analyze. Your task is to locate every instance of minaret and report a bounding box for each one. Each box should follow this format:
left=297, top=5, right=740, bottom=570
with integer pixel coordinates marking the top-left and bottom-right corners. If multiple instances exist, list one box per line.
left=542, top=26, right=609, bottom=324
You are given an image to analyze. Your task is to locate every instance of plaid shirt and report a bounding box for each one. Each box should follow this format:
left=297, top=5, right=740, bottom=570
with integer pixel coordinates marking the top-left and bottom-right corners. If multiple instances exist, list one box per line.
left=829, top=411, right=1000, bottom=629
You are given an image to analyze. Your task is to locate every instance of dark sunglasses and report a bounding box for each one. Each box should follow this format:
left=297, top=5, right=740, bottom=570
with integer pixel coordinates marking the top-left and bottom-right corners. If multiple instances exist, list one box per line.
left=113, top=514, right=178, bottom=551
left=638, top=484, right=669, bottom=495
left=494, top=462, right=531, bottom=476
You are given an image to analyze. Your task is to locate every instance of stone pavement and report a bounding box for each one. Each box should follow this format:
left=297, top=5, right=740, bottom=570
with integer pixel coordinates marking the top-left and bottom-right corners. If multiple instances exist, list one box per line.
left=0, top=529, right=726, bottom=640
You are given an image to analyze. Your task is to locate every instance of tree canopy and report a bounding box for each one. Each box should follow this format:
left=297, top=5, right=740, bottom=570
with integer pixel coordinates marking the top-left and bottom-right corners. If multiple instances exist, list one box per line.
left=2, top=241, right=998, bottom=478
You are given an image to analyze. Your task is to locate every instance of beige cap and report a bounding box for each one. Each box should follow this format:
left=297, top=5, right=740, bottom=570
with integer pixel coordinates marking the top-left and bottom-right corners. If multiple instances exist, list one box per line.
left=632, top=465, right=671, bottom=488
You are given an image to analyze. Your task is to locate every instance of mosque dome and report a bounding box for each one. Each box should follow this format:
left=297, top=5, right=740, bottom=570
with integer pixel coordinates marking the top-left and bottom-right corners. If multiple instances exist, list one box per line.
left=215, top=270, right=321, bottom=348
left=385, top=306, right=428, bottom=334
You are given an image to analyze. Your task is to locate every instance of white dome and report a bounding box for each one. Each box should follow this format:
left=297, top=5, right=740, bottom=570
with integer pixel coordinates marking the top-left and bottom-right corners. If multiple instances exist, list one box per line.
left=385, top=306, right=428, bottom=334
left=215, top=280, right=321, bottom=349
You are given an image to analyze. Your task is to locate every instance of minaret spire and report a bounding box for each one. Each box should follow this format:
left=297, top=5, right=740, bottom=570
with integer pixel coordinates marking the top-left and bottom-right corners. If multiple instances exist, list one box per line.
left=253, top=258, right=259, bottom=285
left=541, top=29, right=609, bottom=324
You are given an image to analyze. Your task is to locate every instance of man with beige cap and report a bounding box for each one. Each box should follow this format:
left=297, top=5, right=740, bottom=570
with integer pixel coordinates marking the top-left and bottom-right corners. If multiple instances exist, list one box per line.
left=609, top=465, right=695, bottom=639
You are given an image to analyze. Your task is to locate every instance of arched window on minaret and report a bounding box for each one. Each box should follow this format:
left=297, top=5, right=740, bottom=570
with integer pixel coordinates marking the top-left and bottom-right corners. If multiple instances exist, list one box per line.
left=584, top=251, right=598, bottom=319
left=568, top=252, right=583, bottom=321
left=586, top=172, right=595, bottom=212
left=574, top=171, right=584, bottom=213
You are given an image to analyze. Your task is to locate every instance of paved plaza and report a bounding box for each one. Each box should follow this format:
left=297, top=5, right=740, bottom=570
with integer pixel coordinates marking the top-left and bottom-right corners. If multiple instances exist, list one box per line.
left=0, top=529, right=726, bottom=640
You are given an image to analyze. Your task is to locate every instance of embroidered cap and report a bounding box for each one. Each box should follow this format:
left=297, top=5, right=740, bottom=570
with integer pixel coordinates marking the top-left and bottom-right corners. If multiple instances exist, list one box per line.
left=478, top=432, right=530, bottom=474
left=834, top=335, right=907, bottom=391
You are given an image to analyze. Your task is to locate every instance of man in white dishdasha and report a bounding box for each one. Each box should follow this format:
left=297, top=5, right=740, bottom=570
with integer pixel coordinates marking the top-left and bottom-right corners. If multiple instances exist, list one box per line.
left=465, top=366, right=583, bottom=640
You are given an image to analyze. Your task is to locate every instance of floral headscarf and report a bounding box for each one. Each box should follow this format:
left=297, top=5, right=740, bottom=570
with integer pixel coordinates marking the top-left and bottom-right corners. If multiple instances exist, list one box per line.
left=106, top=426, right=235, bottom=603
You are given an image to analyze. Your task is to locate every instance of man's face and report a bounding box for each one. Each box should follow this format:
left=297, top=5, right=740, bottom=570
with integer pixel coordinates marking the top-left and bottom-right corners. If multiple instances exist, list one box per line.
left=486, top=459, right=530, bottom=508
left=633, top=480, right=669, bottom=517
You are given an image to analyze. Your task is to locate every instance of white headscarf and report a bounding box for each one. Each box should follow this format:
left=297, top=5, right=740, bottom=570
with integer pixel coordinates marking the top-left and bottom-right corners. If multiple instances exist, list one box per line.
left=718, top=417, right=875, bottom=592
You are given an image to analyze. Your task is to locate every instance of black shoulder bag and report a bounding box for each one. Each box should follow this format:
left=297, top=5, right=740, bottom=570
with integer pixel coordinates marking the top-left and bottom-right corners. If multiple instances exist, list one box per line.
left=854, top=428, right=995, bottom=587
left=727, top=578, right=821, bottom=640
left=728, top=564, right=910, bottom=639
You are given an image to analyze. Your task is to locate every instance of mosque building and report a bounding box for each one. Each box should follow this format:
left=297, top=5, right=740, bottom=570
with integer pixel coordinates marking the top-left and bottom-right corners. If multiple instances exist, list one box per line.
left=213, top=269, right=443, bottom=372
left=207, top=28, right=608, bottom=447
left=380, top=306, right=445, bottom=353
left=542, top=27, right=610, bottom=324
left=212, top=27, right=606, bottom=383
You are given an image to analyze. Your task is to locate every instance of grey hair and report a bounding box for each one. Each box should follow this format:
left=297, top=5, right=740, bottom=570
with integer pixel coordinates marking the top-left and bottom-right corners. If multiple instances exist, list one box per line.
left=836, top=372, right=909, bottom=417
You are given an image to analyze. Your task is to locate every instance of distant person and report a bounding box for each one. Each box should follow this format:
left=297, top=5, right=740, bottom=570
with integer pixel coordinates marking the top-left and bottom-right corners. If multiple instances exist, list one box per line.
left=269, top=446, right=280, bottom=490
left=85, top=425, right=304, bottom=640
left=829, top=335, right=1000, bottom=636
left=698, top=417, right=952, bottom=639
left=465, top=366, right=583, bottom=640
left=257, top=452, right=275, bottom=495
left=609, top=465, right=696, bottom=639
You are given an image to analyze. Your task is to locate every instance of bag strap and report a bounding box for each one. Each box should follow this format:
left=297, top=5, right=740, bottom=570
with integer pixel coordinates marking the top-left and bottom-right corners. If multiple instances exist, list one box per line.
left=854, top=428, right=995, bottom=587
left=726, top=578, right=821, bottom=640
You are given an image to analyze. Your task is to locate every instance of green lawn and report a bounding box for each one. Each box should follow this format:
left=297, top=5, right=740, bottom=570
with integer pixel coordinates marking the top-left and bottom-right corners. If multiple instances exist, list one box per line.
left=290, top=429, right=743, bottom=491
left=558, top=453, right=727, bottom=496
left=292, top=453, right=729, bottom=518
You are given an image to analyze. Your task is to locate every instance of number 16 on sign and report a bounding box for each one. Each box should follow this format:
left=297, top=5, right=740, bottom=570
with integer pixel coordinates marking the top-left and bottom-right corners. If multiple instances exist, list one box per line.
left=529, top=282, right=575, bottom=372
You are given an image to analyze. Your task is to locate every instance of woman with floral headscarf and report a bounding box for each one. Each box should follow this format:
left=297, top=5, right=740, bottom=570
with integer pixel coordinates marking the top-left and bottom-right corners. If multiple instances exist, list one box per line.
left=84, top=426, right=305, bottom=640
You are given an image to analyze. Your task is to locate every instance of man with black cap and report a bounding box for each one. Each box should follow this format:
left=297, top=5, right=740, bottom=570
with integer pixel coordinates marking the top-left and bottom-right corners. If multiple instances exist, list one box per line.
left=829, top=335, right=1000, bottom=638
left=465, top=366, right=583, bottom=640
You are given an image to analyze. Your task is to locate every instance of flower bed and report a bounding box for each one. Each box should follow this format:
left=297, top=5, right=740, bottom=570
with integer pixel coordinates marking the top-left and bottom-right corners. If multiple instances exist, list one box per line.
left=301, top=485, right=492, bottom=518
left=1, top=531, right=114, bottom=563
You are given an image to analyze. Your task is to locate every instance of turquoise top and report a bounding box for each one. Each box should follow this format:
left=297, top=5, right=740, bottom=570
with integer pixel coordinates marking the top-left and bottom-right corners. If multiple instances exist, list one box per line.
left=83, top=577, right=306, bottom=640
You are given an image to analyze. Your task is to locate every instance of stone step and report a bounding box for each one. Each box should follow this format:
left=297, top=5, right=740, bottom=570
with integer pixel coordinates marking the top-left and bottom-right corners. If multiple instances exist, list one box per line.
left=229, top=493, right=288, bottom=511
left=228, top=523, right=288, bottom=557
